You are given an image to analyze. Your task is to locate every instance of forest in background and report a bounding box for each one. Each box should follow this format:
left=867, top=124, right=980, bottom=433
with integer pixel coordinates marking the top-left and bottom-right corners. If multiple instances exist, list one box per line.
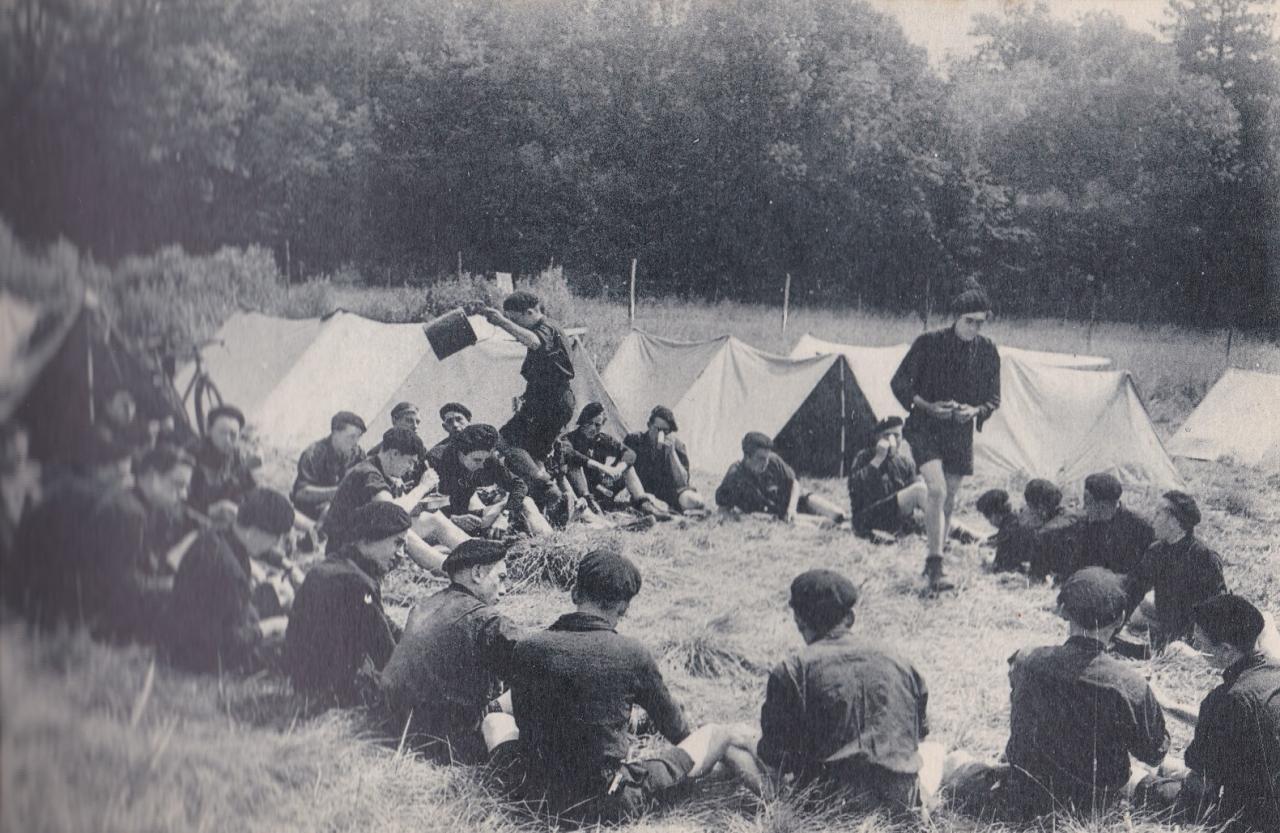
left=2, top=0, right=1278, bottom=326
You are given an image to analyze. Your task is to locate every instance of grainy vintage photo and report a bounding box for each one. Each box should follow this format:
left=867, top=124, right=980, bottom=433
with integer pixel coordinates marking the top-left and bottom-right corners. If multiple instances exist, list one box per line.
left=1, top=0, right=1278, bottom=831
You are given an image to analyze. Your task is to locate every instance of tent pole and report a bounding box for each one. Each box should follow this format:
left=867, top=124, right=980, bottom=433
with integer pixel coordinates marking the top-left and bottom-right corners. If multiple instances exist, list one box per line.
left=839, top=360, right=846, bottom=478
left=782, top=273, right=791, bottom=334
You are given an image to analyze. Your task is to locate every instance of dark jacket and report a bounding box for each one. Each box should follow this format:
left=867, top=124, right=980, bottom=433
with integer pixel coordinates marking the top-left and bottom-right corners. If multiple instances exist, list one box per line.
left=285, top=547, right=398, bottom=705
left=1005, top=636, right=1169, bottom=818
left=321, top=457, right=396, bottom=549
left=1069, top=505, right=1154, bottom=577
left=716, top=452, right=796, bottom=518
left=431, top=437, right=529, bottom=518
left=1126, top=535, right=1227, bottom=646
left=187, top=437, right=257, bottom=514
left=520, top=318, right=575, bottom=391
left=757, top=628, right=929, bottom=783
left=623, top=431, right=691, bottom=505
left=890, top=327, right=1001, bottom=429
left=291, top=436, right=364, bottom=518
left=1027, top=509, right=1081, bottom=582
left=1185, top=651, right=1280, bottom=832
left=167, top=526, right=261, bottom=672
left=847, top=447, right=917, bottom=521
left=990, top=509, right=1038, bottom=574
left=509, top=612, right=690, bottom=812
left=381, top=584, right=522, bottom=761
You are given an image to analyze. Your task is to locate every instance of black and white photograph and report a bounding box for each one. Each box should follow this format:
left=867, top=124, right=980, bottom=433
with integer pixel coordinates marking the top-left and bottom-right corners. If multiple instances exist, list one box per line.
left=1, top=0, right=1278, bottom=830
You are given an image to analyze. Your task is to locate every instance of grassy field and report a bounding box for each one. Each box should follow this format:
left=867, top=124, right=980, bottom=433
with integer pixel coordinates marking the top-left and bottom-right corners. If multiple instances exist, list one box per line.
left=4, top=292, right=1280, bottom=833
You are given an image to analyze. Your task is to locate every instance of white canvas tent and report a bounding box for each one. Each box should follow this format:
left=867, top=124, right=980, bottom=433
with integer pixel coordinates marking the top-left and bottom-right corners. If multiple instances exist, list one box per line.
left=1167, top=369, right=1280, bottom=471
left=176, top=310, right=626, bottom=452
left=601, top=331, right=870, bottom=477
left=791, top=333, right=1183, bottom=491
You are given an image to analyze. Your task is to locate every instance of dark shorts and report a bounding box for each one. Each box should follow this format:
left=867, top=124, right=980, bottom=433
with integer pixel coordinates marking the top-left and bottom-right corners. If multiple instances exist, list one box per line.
left=487, top=741, right=694, bottom=823
left=854, top=494, right=903, bottom=535
left=904, top=412, right=974, bottom=476
left=501, top=386, right=575, bottom=461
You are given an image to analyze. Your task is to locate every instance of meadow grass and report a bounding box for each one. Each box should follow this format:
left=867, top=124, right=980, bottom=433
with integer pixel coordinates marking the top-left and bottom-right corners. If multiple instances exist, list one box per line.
left=4, top=456, right=1276, bottom=833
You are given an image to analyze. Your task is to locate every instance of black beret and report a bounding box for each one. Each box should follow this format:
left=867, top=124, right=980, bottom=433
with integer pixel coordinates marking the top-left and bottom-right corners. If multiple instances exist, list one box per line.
left=951, top=287, right=992, bottom=315
left=976, top=488, right=1011, bottom=517
left=439, top=402, right=472, bottom=421
left=442, top=539, right=509, bottom=574
left=576, top=549, right=642, bottom=603
left=576, top=402, right=606, bottom=426
left=790, top=569, right=859, bottom=634
left=648, top=405, right=678, bottom=432
left=741, top=431, right=773, bottom=454
left=874, top=415, right=904, bottom=435
left=352, top=501, right=411, bottom=542
left=331, top=410, right=367, bottom=433
left=1193, top=595, right=1265, bottom=650
left=1163, top=490, right=1201, bottom=531
left=390, top=401, right=419, bottom=420
left=1084, top=472, right=1123, bottom=502
left=455, top=423, right=501, bottom=454
left=207, top=404, right=245, bottom=429
left=379, top=427, right=426, bottom=457
left=1024, top=478, right=1062, bottom=512
left=1057, top=567, right=1128, bottom=628
left=237, top=487, right=295, bottom=536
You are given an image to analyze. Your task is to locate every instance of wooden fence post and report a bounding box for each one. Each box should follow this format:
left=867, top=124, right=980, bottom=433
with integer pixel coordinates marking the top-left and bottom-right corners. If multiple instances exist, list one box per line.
left=782, top=273, right=792, bottom=334
left=629, top=258, right=637, bottom=325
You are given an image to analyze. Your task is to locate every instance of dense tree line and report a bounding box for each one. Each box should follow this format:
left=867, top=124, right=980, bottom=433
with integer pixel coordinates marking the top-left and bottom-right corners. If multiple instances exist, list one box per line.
left=1, top=0, right=1277, bottom=326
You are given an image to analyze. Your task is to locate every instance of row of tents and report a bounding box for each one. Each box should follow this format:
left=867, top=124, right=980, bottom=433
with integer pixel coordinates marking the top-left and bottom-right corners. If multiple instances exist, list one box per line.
left=2, top=293, right=1277, bottom=492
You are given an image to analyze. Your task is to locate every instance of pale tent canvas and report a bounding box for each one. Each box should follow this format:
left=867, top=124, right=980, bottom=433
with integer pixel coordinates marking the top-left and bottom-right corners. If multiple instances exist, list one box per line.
left=602, top=331, right=874, bottom=478
left=791, top=333, right=1183, bottom=492
left=1167, top=369, right=1280, bottom=471
left=176, top=310, right=627, bottom=452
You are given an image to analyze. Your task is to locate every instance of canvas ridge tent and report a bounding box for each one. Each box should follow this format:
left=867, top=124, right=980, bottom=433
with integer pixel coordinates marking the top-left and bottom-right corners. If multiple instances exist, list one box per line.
left=176, top=309, right=626, bottom=453
left=0, top=289, right=192, bottom=464
left=602, top=331, right=872, bottom=478
left=1167, top=368, right=1280, bottom=471
left=791, top=333, right=1183, bottom=492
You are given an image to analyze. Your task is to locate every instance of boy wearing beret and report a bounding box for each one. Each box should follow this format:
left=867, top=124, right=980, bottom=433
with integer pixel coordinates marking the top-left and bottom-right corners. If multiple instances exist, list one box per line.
left=1125, top=491, right=1227, bottom=653
left=166, top=487, right=296, bottom=673
left=187, top=404, right=259, bottom=523
left=291, top=410, right=367, bottom=521
left=426, top=402, right=472, bottom=472
left=945, top=568, right=1170, bottom=821
left=483, top=292, right=577, bottom=461
left=367, top=402, right=430, bottom=491
left=847, top=416, right=927, bottom=537
left=489, top=549, right=763, bottom=821
left=382, top=539, right=522, bottom=762
left=1137, top=595, right=1280, bottom=831
left=285, top=501, right=410, bottom=706
left=716, top=432, right=845, bottom=524
left=758, top=569, right=933, bottom=814
left=890, top=286, right=1001, bottom=592
left=1066, top=472, right=1154, bottom=577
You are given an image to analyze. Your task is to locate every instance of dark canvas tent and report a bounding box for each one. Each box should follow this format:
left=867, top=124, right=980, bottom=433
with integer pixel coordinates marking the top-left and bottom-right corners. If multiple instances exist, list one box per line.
left=0, top=290, right=192, bottom=463
left=601, top=331, right=867, bottom=478
left=175, top=310, right=626, bottom=452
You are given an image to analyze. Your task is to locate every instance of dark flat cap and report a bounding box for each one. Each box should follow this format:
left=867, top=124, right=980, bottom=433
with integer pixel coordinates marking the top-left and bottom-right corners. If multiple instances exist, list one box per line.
left=1084, top=472, right=1123, bottom=502
left=207, top=404, right=246, bottom=429
left=237, top=488, right=295, bottom=536
left=439, top=402, right=472, bottom=421
left=874, top=416, right=905, bottom=435
left=790, top=569, right=859, bottom=634
left=1193, top=595, right=1264, bottom=651
left=648, top=405, right=678, bottom=432
left=1057, top=567, right=1128, bottom=628
left=576, top=549, right=642, bottom=603
left=1163, top=490, right=1201, bottom=531
left=390, top=401, right=419, bottom=419
left=352, top=501, right=411, bottom=542
left=442, top=539, right=508, bottom=574
left=331, top=411, right=367, bottom=433
left=576, top=402, right=606, bottom=426
left=741, top=431, right=773, bottom=454
left=951, top=286, right=992, bottom=315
